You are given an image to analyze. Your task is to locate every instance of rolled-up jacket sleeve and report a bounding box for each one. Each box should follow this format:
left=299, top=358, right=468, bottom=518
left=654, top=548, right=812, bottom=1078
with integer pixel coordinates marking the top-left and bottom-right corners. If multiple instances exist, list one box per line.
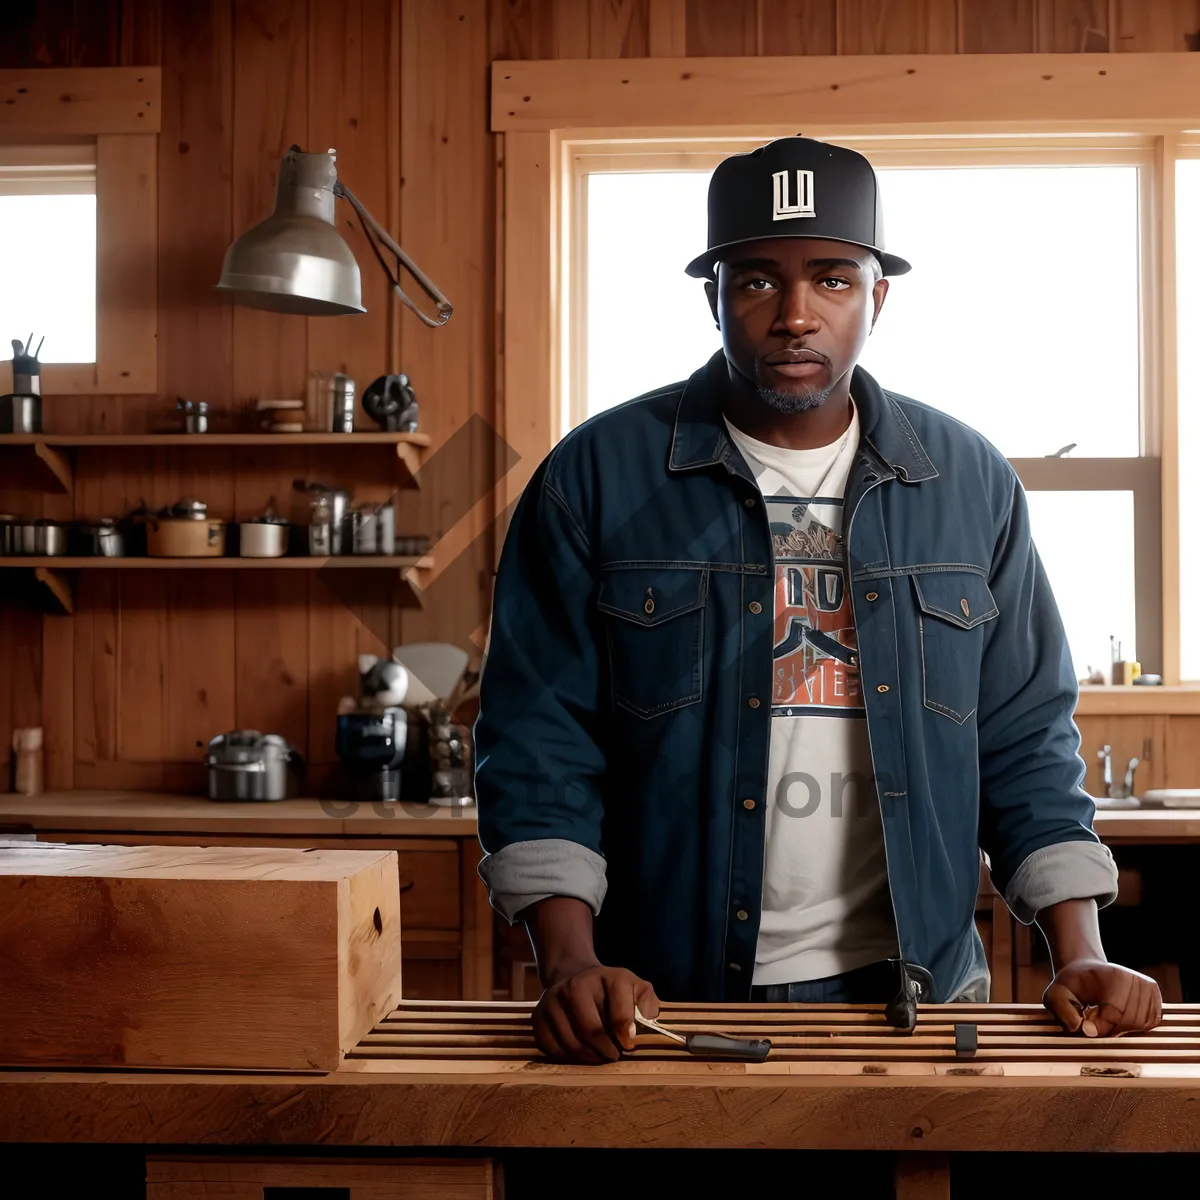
left=473, top=456, right=609, bottom=922
left=977, top=474, right=1119, bottom=924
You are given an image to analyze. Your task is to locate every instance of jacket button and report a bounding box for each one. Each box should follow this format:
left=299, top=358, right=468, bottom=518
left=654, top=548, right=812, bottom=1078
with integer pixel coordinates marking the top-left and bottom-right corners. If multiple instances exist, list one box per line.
left=866, top=591, right=878, bottom=602
left=743, top=497, right=757, bottom=509
left=747, top=697, right=760, bottom=709
left=742, top=798, right=756, bottom=810
left=748, top=601, right=762, bottom=614
left=728, top=961, right=742, bottom=972
left=877, top=684, right=890, bottom=693
left=736, top=909, right=749, bottom=921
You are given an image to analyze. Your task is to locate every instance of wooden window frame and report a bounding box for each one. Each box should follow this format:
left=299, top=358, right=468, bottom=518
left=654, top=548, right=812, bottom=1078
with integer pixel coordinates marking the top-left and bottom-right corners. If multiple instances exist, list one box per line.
left=494, top=52, right=1200, bottom=686
left=0, top=68, right=161, bottom=395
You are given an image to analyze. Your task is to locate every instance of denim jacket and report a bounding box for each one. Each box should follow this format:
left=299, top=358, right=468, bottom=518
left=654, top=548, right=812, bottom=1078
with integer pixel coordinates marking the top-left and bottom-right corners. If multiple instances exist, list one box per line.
left=474, top=352, right=1118, bottom=1003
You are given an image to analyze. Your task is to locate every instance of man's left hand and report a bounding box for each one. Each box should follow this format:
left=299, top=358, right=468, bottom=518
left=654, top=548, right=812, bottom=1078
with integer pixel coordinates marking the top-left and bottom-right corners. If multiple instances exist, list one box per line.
left=1043, top=958, right=1163, bottom=1037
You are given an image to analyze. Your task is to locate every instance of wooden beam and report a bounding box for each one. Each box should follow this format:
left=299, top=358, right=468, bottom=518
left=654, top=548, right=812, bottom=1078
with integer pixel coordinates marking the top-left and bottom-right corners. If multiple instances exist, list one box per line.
left=492, top=52, right=1200, bottom=132
left=33, top=568, right=74, bottom=616
left=95, top=134, right=158, bottom=393
left=31, top=443, right=72, bottom=494
left=1158, top=134, right=1181, bottom=684
left=0, top=68, right=161, bottom=136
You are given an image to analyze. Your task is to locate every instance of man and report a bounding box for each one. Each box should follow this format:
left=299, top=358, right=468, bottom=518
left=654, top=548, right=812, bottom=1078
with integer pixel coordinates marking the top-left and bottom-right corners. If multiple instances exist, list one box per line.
left=474, top=137, right=1162, bottom=1064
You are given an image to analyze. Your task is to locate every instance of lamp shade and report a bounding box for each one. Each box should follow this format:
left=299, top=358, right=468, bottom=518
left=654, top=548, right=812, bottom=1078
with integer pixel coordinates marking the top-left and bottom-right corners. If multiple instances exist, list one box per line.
left=216, top=147, right=366, bottom=316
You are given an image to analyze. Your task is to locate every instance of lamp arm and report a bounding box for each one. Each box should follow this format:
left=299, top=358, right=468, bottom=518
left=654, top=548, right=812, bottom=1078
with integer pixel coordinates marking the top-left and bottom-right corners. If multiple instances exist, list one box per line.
left=335, top=181, right=453, bottom=328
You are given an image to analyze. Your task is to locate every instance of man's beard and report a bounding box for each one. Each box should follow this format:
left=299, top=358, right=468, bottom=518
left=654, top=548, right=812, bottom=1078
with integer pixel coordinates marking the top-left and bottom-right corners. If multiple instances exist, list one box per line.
left=755, top=381, right=835, bottom=414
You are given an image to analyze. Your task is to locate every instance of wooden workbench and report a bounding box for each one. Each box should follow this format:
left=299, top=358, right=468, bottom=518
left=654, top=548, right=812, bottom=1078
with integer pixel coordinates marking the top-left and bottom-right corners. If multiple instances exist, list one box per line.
left=0, top=790, right=490, bottom=1001
left=3, top=1000, right=1200, bottom=1197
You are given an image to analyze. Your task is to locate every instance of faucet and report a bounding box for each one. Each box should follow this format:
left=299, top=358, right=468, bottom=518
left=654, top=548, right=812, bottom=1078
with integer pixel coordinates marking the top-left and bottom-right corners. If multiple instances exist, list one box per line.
left=1097, top=744, right=1140, bottom=799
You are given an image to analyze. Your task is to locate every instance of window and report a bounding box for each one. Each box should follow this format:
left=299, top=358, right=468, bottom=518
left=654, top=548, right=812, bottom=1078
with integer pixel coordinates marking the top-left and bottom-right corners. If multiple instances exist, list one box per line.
left=570, top=138, right=1161, bottom=678
left=0, top=146, right=97, bottom=366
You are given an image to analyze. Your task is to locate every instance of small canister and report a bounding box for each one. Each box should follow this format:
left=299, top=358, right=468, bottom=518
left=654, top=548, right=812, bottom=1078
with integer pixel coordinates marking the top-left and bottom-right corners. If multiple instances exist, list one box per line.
left=330, top=373, right=355, bottom=433
left=375, top=502, right=395, bottom=555
left=350, top=507, right=376, bottom=555
left=0, top=514, right=17, bottom=555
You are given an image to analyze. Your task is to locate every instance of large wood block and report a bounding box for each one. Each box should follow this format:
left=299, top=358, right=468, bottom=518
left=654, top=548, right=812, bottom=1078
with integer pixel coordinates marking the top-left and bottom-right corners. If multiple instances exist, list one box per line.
left=0, top=840, right=403, bottom=1071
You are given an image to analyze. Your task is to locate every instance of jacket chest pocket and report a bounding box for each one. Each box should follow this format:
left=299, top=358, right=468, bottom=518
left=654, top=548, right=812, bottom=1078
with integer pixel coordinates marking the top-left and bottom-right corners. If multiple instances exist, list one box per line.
left=912, top=570, right=999, bottom=725
left=597, top=566, right=708, bottom=719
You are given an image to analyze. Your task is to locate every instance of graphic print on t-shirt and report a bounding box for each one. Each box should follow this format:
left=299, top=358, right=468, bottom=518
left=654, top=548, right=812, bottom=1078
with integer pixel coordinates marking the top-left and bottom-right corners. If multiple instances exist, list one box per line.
left=768, top=495, right=863, bottom=717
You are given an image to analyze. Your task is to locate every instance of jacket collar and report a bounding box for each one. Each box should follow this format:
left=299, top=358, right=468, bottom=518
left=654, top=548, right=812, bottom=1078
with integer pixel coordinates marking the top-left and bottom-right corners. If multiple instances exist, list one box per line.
left=668, top=351, right=938, bottom=483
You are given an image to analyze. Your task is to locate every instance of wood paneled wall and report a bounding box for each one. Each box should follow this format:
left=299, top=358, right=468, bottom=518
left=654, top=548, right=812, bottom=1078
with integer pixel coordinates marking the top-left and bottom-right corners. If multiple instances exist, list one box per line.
left=3, top=0, right=1200, bottom=794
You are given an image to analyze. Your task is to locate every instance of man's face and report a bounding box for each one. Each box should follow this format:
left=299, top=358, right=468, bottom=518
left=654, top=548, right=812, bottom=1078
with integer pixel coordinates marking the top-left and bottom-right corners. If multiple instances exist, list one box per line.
left=706, top=237, right=889, bottom=413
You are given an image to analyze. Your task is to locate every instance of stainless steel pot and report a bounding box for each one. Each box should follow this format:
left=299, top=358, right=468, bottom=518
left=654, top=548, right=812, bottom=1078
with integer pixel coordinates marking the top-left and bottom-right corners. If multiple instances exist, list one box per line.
left=75, top=519, right=125, bottom=557
left=0, top=394, right=41, bottom=434
left=239, top=519, right=289, bottom=558
left=0, top=515, right=18, bottom=555
left=35, top=520, right=68, bottom=556
left=204, top=730, right=303, bottom=802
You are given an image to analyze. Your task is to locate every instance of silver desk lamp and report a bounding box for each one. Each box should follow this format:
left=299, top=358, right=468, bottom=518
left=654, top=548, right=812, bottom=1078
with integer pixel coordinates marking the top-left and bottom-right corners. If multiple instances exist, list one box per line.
left=217, top=145, right=452, bottom=327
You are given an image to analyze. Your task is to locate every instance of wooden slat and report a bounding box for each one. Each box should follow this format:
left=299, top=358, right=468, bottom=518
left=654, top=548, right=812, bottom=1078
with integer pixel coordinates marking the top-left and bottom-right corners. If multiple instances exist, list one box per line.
left=648, top=0, right=688, bottom=55
left=0, top=557, right=430, bottom=570
left=491, top=52, right=1200, bottom=132
left=836, top=0, right=958, bottom=54
left=686, top=0, right=759, bottom=55
left=1036, top=0, right=1111, bottom=52
left=589, top=0, right=652, bottom=57
left=1112, top=0, right=1200, bottom=53
left=72, top=572, right=119, bottom=768
left=0, top=67, right=161, bottom=134
left=490, top=0, right=558, bottom=60
left=958, top=0, right=1036, bottom=53
left=95, top=133, right=158, bottom=393
left=759, top=0, right=838, bottom=55
left=6, top=433, right=429, bottom=447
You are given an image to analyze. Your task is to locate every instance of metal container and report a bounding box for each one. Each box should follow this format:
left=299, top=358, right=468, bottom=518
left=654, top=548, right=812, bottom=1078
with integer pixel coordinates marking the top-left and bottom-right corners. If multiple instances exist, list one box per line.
left=307, top=488, right=349, bottom=555
left=75, top=519, right=125, bottom=557
left=376, top=502, right=395, bottom=555
left=17, top=523, right=38, bottom=555
left=239, top=519, right=289, bottom=558
left=349, top=507, right=376, bottom=555
left=146, top=516, right=226, bottom=557
left=330, top=373, right=355, bottom=433
left=177, top=399, right=209, bottom=434
left=204, top=730, right=303, bottom=802
left=0, top=394, right=41, bottom=434
left=34, top=519, right=68, bottom=556
left=0, top=515, right=18, bottom=555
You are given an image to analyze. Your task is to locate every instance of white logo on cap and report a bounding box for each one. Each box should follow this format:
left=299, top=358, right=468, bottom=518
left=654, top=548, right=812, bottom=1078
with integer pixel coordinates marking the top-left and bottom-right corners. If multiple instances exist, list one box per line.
left=772, top=170, right=815, bottom=221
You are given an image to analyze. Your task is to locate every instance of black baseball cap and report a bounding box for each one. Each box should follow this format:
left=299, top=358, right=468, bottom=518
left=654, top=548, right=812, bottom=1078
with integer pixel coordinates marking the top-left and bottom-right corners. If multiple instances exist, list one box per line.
left=685, top=136, right=911, bottom=280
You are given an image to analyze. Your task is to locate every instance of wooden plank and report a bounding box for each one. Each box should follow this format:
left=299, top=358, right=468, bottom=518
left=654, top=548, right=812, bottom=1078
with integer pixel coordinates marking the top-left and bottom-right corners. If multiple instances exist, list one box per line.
left=553, top=0, right=593, bottom=56
left=306, top=0, right=397, bottom=430
left=40, top=613, right=74, bottom=790
left=0, top=557, right=429, bottom=569
left=1075, top=686, right=1200, bottom=715
left=13, top=433, right=429, bottom=447
left=1036, top=0, right=1111, bottom=52
left=397, top=0, right=493, bottom=650
left=72, top=572, right=119, bottom=769
left=119, top=0, right=164, bottom=67
left=115, top=573, right=168, bottom=762
left=158, top=0, right=233, bottom=417
left=0, top=841, right=401, bottom=1071
left=0, top=67, right=161, bottom=134
left=0, top=790, right=478, bottom=838
left=686, top=0, right=760, bottom=54
left=1159, top=135, right=1182, bottom=684
left=95, top=133, right=158, bottom=393
left=460, top=839, right=494, bottom=1000
left=490, top=0, right=558, bottom=60
left=589, top=0, right=652, bottom=56
left=836, top=0, right=958, bottom=54
left=1164, top=716, right=1200, bottom=789
left=1113, top=0, right=1200, bottom=52
left=233, top=572, right=311, bottom=756
left=958, top=0, right=1036, bottom=52
left=648, top=0, right=689, bottom=54
left=759, top=0, right=838, bottom=55
left=491, top=52, right=1200, bottom=131
left=231, top=0, right=309, bottom=432
left=1093, top=808, right=1200, bottom=844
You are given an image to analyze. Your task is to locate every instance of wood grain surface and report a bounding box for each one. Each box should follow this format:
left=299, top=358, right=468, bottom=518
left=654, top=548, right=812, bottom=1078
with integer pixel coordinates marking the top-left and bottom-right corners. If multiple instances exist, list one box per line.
left=0, top=840, right=402, bottom=1071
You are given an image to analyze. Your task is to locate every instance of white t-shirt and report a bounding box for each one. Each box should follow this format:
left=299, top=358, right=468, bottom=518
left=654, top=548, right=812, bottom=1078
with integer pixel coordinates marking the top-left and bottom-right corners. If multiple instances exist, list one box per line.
left=723, top=405, right=899, bottom=985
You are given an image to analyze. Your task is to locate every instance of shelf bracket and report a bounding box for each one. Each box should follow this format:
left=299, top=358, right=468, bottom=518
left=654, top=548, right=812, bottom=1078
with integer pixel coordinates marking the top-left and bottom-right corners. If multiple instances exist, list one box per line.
left=32, top=442, right=73, bottom=494
left=34, top=567, right=75, bottom=615
left=396, top=441, right=422, bottom=489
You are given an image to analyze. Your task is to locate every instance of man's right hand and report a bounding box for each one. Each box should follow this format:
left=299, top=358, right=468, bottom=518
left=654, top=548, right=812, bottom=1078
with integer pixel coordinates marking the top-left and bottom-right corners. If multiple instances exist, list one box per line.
left=532, top=964, right=660, bottom=1064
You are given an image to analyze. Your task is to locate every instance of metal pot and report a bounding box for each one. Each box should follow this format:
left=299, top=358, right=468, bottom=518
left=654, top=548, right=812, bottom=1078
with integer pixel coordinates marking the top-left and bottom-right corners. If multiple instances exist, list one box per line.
left=0, top=393, right=41, bottom=434
left=146, top=516, right=226, bottom=557
left=75, top=519, right=125, bottom=557
left=33, top=519, right=68, bottom=556
left=294, top=480, right=349, bottom=555
left=0, top=515, right=18, bottom=555
left=239, top=519, right=289, bottom=558
left=204, top=731, right=304, bottom=802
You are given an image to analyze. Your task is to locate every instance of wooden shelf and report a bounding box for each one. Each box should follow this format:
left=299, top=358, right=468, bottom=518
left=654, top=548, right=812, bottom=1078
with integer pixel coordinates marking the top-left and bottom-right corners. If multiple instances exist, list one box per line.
left=0, top=432, right=430, bottom=447
left=1, top=555, right=432, bottom=570
left=1075, top=686, right=1200, bottom=716
left=0, top=431, right=430, bottom=492
left=2, top=555, right=432, bottom=615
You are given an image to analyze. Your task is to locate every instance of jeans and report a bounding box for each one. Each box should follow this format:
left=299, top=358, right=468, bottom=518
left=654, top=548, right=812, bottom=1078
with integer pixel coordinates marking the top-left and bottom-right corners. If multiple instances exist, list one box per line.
left=749, top=959, right=896, bottom=1003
